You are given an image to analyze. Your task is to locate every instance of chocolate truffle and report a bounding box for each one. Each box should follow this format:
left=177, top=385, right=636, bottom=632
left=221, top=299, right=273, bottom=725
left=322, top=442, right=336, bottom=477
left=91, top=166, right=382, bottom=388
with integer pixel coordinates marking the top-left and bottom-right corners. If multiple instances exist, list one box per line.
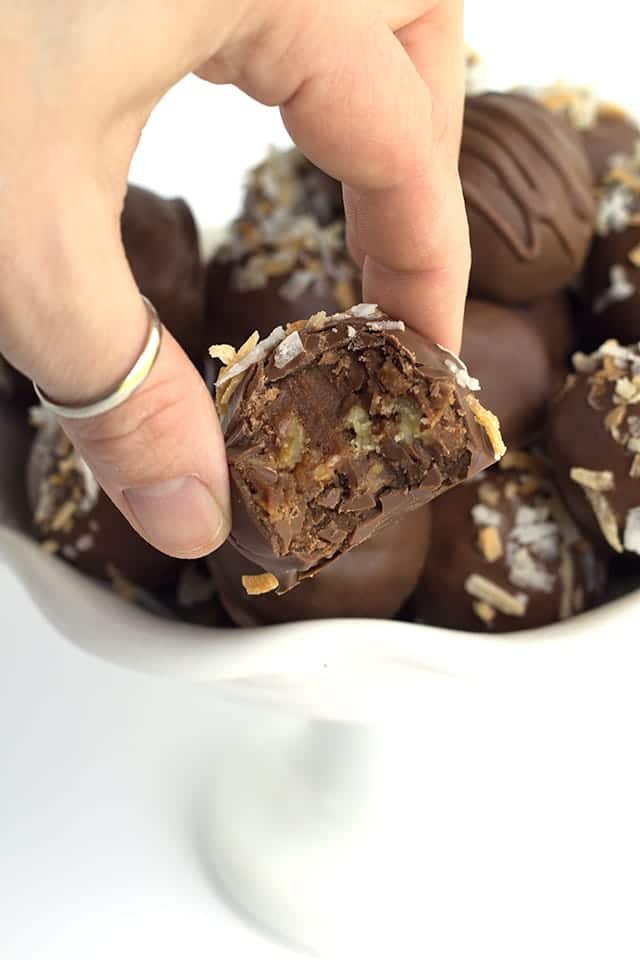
left=546, top=340, right=640, bottom=558
left=0, top=401, right=32, bottom=531
left=415, top=451, right=607, bottom=633
left=208, top=505, right=431, bottom=625
left=531, top=85, right=639, bottom=184
left=461, top=299, right=556, bottom=446
left=27, top=410, right=179, bottom=589
left=583, top=145, right=640, bottom=345
left=524, top=294, right=576, bottom=376
left=461, top=93, right=596, bottom=303
left=243, top=148, right=343, bottom=227
left=122, top=185, right=204, bottom=363
left=205, top=214, right=361, bottom=358
left=211, top=303, right=505, bottom=591
left=0, top=354, right=35, bottom=408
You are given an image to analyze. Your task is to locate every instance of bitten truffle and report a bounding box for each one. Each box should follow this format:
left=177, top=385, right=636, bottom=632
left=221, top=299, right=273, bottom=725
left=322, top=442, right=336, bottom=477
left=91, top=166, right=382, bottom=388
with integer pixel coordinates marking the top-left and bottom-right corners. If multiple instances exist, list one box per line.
left=461, top=299, right=559, bottom=446
left=415, top=451, right=607, bottom=633
left=205, top=214, right=360, bottom=358
left=584, top=144, right=640, bottom=345
left=122, top=185, right=204, bottom=363
left=461, top=93, right=596, bottom=303
left=210, top=304, right=505, bottom=591
left=27, top=410, right=179, bottom=588
left=208, top=505, right=431, bottom=625
left=243, top=148, right=343, bottom=227
left=546, top=340, right=640, bottom=557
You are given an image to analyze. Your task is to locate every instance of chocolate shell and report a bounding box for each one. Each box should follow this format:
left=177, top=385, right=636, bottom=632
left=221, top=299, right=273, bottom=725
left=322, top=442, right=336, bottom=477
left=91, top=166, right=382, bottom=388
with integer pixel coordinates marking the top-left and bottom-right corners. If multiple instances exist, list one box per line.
left=208, top=505, right=431, bottom=625
left=461, top=93, right=596, bottom=303
left=26, top=411, right=179, bottom=589
left=122, top=185, right=204, bottom=363
left=546, top=340, right=640, bottom=558
left=415, top=451, right=607, bottom=633
left=211, top=304, right=505, bottom=591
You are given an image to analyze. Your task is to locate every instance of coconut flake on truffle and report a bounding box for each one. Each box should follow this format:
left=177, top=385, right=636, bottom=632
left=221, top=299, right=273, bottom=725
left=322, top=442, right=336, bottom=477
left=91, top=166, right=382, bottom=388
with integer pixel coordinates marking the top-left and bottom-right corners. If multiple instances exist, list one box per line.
left=274, top=331, right=305, bottom=369
left=438, top=346, right=481, bottom=392
left=216, top=326, right=286, bottom=387
left=349, top=303, right=380, bottom=319
left=593, top=266, right=636, bottom=315
left=366, top=320, right=406, bottom=332
left=624, top=507, right=640, bottom=554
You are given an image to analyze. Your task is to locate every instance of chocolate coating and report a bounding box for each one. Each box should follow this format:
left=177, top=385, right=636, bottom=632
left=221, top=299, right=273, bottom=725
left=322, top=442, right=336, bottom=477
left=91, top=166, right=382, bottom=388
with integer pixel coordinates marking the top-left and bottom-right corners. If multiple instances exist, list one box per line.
left=243, top=148, right=343, bottom=227
left=461, top=93, right=596, bottom=303
left=415, top=453, right=607, bottom=633
left=0, top=401, right=32, bottom=531
left=205, top=215, right=360, bottom=359
left=27, top=414, right=179, bottom=588
left=216, top=305, right=504, bottom=589
left=0, top=355, right=35, bottom=408
left=582, top=146, right=640, bottom=346
left=122, top=185, right=204, bottom=362
left=208, top=505, right=431, bottom=625
left=546, top=341, right=640, bottom=558
left=525, top=294, right=576, bottom=376
left=461, top=299, right=557, bottom=446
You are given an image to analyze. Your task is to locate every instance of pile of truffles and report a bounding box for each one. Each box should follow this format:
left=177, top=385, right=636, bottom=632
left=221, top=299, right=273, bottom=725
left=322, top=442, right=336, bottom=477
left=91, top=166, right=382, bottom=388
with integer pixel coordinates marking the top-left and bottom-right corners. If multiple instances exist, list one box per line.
left=2, top=59, right=640, bottom=636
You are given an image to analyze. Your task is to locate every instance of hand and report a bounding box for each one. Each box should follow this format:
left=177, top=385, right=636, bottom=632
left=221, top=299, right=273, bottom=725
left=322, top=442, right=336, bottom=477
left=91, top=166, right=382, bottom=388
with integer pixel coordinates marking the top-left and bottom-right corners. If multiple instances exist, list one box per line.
left=0, top=0, right=468, bottom=559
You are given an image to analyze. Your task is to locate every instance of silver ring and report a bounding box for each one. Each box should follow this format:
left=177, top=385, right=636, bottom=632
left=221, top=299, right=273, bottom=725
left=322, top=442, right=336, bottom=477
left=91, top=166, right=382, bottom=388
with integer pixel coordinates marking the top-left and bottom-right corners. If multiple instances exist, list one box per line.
left=33, top=296, right=162, bottom=420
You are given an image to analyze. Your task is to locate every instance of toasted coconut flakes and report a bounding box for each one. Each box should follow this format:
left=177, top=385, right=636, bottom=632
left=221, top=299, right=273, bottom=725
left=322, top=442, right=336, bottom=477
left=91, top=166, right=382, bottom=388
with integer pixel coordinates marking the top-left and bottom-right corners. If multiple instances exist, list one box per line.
left=346, top=325, right=356, bottom=339
left=508, top=545, right=556, bottom=594
left=217, top=375, right=242, bottom=416
left=558, top=547, right=575, bottom=620
left=478, top=526, right=503, bottom=563
left=464, top=574, right=528, bottom=617
left=235, top=331, right=261, bottom=362
left=605, top=404, right=627, bottom=437
left=504, top=482, right=519, bottom=500
left=466, top=396, right=506, bottom=460
left=630, top=454, right=640, bottom=478
left=570, top=467, right=615, bottom=491
left=208, top=343, right=237, bottom=366
left=471, top=504, right=502, bottom=527
left=623, top=507, right=640, bottom=554
left=443, top=355, right=481, bottom=392
left=366, top=320, right=406, bottom=332
left=593, top=265, right=636, bottom=314
left=478, top=482, right=500, bottom=507
left=499, top=450, right=546, bottom=473
left=472, top=600, right=496, bottom=624
left=242, top=572, right=279, bottom=596
left=614, top=376, right=640, bottom=405
left=628, top=437, right=640, bottom=453
left=572, top=351, right=599, bottom=374
left=274, top=331, right=305, bottom=369
left=51, top=500, right=77, bottom=533
left=305, top=311, right=330, bottom=331
left=279, top=269, right=316, bottom=302
left=216, top=326, right=285, bottom=387
left=583, top=488, right=623, bottom=553
left=629, top=416, right=640, bottom=438
left=629, top=245, right=640, bottom=268
left=40, top=539, right=60, bottom=555
left=350, top=302, right=379, bottom=319
left=334, top=278, right=356, bottom=311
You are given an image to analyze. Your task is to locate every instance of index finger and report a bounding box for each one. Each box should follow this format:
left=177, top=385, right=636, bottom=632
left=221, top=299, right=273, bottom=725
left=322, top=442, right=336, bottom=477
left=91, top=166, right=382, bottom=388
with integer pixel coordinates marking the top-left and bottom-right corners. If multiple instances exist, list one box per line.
left=279, top=4, right=469, bottom=351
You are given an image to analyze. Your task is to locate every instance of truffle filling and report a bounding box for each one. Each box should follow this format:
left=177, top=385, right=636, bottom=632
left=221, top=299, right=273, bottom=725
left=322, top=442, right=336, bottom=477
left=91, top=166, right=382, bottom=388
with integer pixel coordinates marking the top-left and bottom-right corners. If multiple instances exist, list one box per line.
left=229, top=340, right=471, bottom=560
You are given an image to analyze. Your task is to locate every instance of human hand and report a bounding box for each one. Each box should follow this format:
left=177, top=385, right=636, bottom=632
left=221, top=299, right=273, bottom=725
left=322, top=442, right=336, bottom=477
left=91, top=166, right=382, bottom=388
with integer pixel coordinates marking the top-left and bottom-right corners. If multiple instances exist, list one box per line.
left=0, top=0, right=468, bottom=559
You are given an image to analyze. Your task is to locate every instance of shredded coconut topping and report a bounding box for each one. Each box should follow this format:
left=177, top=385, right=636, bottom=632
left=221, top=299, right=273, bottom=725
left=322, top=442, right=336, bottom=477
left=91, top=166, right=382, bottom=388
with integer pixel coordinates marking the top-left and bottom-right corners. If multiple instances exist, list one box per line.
left=623, top=507, right=640, bottom=554
left=216, top=326, right=286, bottom=387
left=274, top=330, right=305, bottom=369
left=366, top=320, right=406, bottom=332
left=464, top=573, right=528, bottom=617
left=350, top=303, right=380, bottom=319
left=593, top=266, right=636, bottom=314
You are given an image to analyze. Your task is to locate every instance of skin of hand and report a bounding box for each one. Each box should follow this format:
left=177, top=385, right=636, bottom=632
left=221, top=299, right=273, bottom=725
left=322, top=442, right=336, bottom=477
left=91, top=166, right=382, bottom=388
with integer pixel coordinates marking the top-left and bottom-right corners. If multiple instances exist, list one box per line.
left=0, top=0, right=468, bottom=560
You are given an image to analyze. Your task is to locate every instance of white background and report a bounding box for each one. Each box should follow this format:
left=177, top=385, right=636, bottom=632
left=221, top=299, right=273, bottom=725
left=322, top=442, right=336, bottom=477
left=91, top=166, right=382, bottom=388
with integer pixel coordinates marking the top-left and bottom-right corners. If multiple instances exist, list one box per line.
left=3, top=2, right=640, bottom=958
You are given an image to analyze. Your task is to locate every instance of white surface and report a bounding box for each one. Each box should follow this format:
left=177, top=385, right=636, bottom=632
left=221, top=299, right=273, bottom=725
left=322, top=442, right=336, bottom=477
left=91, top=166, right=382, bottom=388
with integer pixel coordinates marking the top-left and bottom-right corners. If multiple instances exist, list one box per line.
left=3, top=2, right=640, bottom=957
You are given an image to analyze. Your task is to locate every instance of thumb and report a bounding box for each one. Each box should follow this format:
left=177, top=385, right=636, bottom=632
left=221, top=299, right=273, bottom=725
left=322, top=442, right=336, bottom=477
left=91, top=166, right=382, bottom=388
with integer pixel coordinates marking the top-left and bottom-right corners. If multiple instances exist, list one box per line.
left=1, top=184, right=230, bottom=560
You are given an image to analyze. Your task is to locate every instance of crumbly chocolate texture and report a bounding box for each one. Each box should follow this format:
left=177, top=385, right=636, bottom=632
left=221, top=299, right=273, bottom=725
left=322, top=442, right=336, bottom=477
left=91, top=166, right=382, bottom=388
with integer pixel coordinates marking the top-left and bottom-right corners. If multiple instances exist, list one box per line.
left=212, top=304, right=504, bottom=590
left=415, top=452, right=607, bottom=633
left=546, top=340, right=640, bottom=557
left=583, top=144, right=640, bottom=345
left=461, top=298, right=566, bottom=446
left=461, top=93, right=596, bottom=303
left=207, top=505, right=431, bottom=625
left=205, top=213, right=361, bottom=362
left=26, top=410, right=179, bottom=589
left=528, top=84, right=640, bottom=184
left=122, top=185, right=205, bottom=363
left=243, top=148, right=343, bottom=227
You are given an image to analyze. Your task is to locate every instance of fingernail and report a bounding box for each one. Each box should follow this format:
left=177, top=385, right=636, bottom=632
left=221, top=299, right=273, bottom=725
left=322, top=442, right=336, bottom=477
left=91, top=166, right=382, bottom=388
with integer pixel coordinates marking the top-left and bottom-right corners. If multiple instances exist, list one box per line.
left=124, top=476, right=228, bottom=558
